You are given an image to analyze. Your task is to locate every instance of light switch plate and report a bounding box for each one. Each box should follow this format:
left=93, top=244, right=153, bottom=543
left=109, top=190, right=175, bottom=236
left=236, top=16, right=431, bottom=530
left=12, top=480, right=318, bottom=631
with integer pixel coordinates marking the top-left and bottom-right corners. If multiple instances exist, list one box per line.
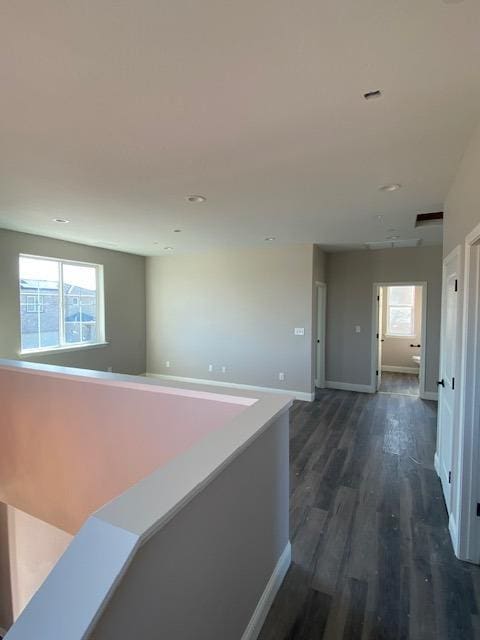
left=355, top=326, right=361, bottom=333
left=294, top=327, right=305, bottom=336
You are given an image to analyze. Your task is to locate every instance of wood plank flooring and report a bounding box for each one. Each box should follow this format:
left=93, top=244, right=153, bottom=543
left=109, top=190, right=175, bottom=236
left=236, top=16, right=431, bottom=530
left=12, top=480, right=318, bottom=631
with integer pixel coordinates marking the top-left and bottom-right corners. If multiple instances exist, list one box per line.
left=379, top=372, right=420, bottom=396
left=258, top=388, right=480, bottom=640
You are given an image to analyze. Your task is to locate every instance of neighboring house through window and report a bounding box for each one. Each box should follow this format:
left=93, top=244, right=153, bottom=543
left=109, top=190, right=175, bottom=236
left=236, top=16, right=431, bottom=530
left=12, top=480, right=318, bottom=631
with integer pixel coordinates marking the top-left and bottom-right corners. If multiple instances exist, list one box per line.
left=386, top=285, right=416, bottom=337
left=25, top=294, right=44, bottom=313
left=19, top=255, right=105, bottom=352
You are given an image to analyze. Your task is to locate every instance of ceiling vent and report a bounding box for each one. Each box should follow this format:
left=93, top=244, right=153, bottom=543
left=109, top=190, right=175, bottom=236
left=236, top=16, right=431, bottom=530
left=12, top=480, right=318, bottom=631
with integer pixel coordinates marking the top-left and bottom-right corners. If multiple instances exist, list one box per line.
left=365, top=239, right=421, bottom=250
left=415, top=211, right=443, bottom=227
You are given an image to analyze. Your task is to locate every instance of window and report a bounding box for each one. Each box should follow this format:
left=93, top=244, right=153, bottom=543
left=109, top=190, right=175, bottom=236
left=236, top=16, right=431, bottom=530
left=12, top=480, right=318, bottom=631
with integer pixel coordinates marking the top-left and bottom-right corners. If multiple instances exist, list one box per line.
left=386, top=286, right=415, bottom=337
left=26, top=295, right=44, bottom=313
left=19, top=255, right=104, bottom=352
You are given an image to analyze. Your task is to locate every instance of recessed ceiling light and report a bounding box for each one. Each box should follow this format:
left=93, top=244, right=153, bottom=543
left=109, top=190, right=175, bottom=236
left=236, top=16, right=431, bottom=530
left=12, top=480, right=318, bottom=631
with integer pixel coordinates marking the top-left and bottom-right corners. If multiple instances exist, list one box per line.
left=378, top=184, right=401, bottom=192
left=364, top=90, right=382, bottom=100
left=186, top=195, right=206, bottom=203
left=265, top=237, right=276, bottom=241
left=164, top=246, right=174, bottom=251
left=52, top=217, right=70, bottom=223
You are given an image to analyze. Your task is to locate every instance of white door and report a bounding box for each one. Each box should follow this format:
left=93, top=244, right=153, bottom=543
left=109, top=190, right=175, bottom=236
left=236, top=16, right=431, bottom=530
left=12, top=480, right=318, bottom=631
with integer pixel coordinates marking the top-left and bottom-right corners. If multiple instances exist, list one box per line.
left=316, top=285, right=326, bottom=388
left=376, top=287, right=384, bottom=390
left=437, top=252, right=460, bottom=512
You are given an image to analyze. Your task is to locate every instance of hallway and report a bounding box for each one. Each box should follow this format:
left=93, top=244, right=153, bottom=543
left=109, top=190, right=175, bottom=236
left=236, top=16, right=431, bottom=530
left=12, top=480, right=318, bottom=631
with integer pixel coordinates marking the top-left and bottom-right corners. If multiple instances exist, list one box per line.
left=258, top=389, right=480, bottom=639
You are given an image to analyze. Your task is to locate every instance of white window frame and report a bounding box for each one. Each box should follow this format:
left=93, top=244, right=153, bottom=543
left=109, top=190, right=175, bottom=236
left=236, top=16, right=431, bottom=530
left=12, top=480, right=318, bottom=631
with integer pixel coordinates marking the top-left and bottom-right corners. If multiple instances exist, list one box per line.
left=385, top=285, right=416, bottom=338
left=19, top=254, right=106, bottom=354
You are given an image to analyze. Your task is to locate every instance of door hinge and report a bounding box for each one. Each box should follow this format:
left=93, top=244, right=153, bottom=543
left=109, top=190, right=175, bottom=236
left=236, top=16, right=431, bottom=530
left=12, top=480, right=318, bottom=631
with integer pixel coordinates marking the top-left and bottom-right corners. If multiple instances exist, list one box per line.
left=376, top=332, right=379, bottom=339
left=377, top=295, right=380, bottom=301
left=454, top=279, right=458, bottom=292
left=448, top=471, right=452, bottom=484
left=452, top=377, right=455, bottom=390
left=477, top=503, right=480, bottom=517
left=376, top=370, right=379, bottom=376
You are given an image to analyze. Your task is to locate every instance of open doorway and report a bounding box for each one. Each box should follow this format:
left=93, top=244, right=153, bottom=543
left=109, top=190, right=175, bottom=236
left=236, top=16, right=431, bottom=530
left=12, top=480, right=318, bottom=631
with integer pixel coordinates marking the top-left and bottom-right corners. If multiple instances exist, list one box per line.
left=372, top=282, right=427, bottom=397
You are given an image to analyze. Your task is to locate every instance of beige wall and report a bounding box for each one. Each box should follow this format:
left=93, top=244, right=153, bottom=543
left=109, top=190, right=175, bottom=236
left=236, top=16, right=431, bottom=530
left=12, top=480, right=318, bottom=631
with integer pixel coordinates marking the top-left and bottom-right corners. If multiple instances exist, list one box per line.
left=146, top=245, right=315, bottom=394
left=381, top=285, right=422, bottom=370
left=444, top=120, right=480, bottom=257
left=0, top=503, right=72, bottom=631
left=0, top=365, right=247, bottom=534
left=325, top=246, right=442, bottom=394
left=92, top=413, right=290, bottom=640
left=0, top=229, right=146, bottom=374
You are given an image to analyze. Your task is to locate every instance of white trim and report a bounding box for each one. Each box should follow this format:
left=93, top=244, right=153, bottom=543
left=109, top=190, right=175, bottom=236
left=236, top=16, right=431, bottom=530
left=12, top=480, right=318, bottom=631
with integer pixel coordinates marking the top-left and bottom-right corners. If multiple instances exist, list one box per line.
left=455, top=222, right=480, bottom=563
left=146, top=373, right=314, bottom=402
left=325, top=380, right=375, bottom=393
left=434, top=451, right=440, bottom=476
left=314, top=282, right=327, bottom=390
left=420, top=391, right=438, bottom=401
left=371, top=282, right=427, bottom=398
left=449, top=513, right=459, bottom=557
left=19, top=341, right=110, bottom=357
left=241, top=542, right=291, bottom=640
left=381, top=365, right=419, bottom=374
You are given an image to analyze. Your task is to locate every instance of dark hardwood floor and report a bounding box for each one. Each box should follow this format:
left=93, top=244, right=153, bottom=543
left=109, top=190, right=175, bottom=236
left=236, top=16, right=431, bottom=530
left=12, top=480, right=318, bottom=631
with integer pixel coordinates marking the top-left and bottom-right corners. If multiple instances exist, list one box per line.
left=379, top=372, right=420, bottom=396
left=258, top=388, right=480, bottom=640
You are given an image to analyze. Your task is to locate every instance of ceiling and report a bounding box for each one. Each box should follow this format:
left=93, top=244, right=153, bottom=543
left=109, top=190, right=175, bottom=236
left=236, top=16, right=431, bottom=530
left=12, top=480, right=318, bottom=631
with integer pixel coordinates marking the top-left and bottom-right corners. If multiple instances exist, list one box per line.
left=1, top=0, right=479, bottom=256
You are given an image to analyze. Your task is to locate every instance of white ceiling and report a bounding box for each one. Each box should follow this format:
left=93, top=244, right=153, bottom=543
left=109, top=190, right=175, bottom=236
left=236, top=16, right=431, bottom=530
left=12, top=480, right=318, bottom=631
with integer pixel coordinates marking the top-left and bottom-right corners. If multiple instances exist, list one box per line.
left=1, top=0, right=479, bottom=255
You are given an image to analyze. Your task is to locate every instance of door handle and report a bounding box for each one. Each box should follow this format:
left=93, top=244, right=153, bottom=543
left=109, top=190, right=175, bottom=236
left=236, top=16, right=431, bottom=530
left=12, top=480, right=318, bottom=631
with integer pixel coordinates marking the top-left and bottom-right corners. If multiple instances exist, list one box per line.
left=437, top=379, right=445, bottom=387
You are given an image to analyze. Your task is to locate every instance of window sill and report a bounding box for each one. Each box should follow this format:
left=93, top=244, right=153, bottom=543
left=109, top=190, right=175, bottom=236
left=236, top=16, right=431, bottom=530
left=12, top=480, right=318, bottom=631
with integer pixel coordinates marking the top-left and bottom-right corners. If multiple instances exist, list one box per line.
left=19, top=341, right=110, bottom=357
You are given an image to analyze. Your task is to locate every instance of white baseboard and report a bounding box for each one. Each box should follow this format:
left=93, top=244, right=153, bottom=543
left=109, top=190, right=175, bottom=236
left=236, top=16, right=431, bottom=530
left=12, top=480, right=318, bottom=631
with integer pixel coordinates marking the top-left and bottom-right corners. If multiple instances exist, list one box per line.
left=146, top=373, right=315, bottom=402
left=448, top=513, right=459, bottom=558
left=382, top=365, right=419, bottom=374
left=325, top=381, right=375, bottom=394
left=420, top=391, right=438, bottom=401
left=241, top=542, right=291, bottom=640
left=434, top=452, right=440, bottom=477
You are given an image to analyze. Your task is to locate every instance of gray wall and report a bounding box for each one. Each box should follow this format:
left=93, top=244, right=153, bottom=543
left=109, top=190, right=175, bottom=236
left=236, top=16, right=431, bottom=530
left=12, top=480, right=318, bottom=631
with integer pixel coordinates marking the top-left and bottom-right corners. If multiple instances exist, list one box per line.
left=325, top=246, right=442, bottom=394
left=146, top=245, right=315, bottom=393
left=313, top=244, right=326, bottom=283
left=444, top=120, right=480, bottom=257
left=91, top=412, right=290, bottom=640
left=0, top=229, right=146, bottom=374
